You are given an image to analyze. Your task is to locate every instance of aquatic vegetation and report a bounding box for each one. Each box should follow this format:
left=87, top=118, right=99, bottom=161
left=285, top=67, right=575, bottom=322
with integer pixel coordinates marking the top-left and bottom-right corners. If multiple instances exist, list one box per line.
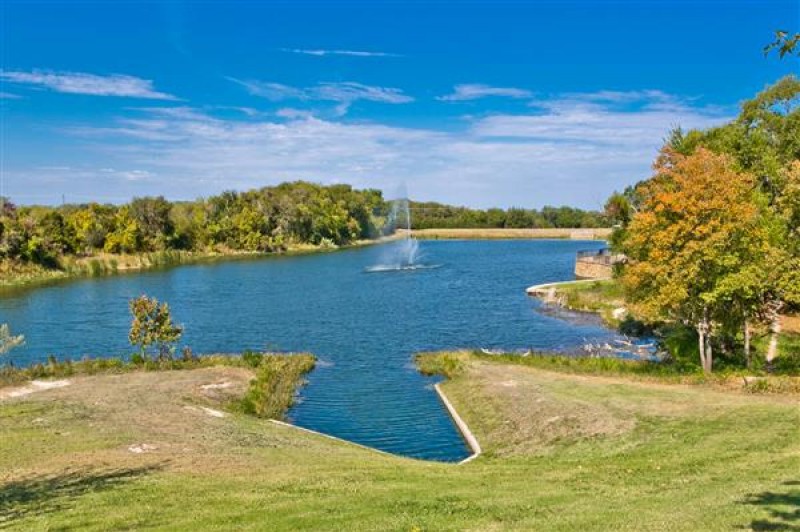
left=234, top=354, right=316, bottom=419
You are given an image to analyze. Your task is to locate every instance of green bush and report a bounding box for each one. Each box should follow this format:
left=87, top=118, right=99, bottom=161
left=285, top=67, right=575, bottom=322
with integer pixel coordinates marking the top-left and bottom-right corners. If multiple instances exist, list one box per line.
left=242, top=350, right=264, bottom=368
left=415, top=352, right=467, bottom=378
left=236, top=354, right=316, bottom=419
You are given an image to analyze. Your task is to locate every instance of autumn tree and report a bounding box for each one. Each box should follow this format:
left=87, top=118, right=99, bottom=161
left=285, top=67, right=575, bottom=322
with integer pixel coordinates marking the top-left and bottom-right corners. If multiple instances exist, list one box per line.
left=128, top=295, right=183, bottom=361
left=621, top=148, right=766, bottom=373
left=67, top=203, right=115, bottom=254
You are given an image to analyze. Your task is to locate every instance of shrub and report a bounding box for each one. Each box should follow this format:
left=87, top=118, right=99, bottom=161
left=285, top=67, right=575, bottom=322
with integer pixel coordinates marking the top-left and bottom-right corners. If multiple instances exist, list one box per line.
left=128, top=295, right=183, bottom=361
left=236, top=354, right=316, bottom=419
left=242, top=350, right=263, bottom=368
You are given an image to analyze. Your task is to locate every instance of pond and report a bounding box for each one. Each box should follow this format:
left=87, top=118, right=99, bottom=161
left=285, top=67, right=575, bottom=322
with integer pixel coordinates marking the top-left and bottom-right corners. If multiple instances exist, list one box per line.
left=0, top=239, right=618, bottom=462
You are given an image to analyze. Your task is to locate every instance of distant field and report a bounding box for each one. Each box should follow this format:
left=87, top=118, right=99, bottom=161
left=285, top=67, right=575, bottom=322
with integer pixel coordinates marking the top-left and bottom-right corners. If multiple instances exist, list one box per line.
left=1, top=353, right=798, bottom=530
left=409, top=227, right=612, bottom=240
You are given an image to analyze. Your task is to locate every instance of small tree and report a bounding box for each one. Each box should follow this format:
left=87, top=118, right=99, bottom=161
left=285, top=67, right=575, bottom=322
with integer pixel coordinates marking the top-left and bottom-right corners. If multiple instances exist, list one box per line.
left=128, top=295, right=183, bottom=361
left=0, top=324, right=25, bottom=365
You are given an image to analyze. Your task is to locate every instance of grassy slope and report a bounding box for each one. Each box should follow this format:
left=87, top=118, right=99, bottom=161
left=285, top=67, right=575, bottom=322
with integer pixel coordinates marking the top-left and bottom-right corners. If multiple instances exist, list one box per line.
left=2, top=354, right=799, bottom=531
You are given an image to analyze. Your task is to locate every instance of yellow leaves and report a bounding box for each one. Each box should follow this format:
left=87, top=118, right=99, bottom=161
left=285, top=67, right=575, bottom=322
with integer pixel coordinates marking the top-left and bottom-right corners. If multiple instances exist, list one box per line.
left=622, top=148, right=766, bottom=321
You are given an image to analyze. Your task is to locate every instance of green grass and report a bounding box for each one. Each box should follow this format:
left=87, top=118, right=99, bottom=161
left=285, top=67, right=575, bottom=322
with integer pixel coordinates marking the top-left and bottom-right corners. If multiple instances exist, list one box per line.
left=1, top=352, right=798, bottom=530
left=419, top=350, right=800, bottom=393
left=753, top=331, right=800, bottom=374
left=556, top=279, right=625, bottom=316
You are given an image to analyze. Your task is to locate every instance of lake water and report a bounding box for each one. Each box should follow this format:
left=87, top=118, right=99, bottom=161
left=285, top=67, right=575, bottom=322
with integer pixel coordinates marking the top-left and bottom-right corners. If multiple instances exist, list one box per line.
left=0, top=239, right=617, bottom=462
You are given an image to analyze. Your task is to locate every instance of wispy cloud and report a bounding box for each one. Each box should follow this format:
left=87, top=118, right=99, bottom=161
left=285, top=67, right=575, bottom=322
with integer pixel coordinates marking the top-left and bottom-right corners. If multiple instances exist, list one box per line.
left=276, top=107, right=315, bottom=119
left=0, top=92, right=22, bottom=99
left=281, top=48, right=401, bottom=58
left=438, top=84, right=533, bottom=102
left=228, top=78, right=413, bottom=115
left=561, top=89, right=677, bottom=103
left=228, top=80, right=305, bottom=101
left=0, top=70, right=177, bottom=100
left=23, top=90, right=730, bottom=208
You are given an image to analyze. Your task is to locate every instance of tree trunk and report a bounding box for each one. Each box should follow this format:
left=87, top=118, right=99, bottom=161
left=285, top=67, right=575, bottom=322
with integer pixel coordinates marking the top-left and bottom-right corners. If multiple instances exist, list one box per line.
left=743, top=319, right=752, bottom=369
left=697, top=308, right=713, bottom=374
left=697, top=324, right=705, bottom=371
left=766, top=314, right=782, bottom=365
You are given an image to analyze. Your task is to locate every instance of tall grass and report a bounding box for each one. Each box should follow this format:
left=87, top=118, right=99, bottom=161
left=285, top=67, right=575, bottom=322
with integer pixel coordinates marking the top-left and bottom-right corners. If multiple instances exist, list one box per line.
left=415, top=351, right=467, bottom=378
left=61, top=250, right=195, bottom=277
left=233, top=352, right=316, bottom=419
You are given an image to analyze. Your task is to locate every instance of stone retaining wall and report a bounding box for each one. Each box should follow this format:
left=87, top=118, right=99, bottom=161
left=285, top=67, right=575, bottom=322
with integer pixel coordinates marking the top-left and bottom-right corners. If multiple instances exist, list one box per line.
left=574, top=259, right=613, bottom=279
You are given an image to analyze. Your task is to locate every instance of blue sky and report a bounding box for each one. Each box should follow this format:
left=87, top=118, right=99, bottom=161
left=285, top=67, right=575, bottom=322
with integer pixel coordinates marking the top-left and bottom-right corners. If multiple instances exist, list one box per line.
left=1, top=0, right=797, bottom=208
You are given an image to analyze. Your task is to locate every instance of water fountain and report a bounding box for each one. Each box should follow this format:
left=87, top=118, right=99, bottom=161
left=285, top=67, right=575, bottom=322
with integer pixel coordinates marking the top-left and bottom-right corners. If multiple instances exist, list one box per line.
left=366, top=196, right=437, bottom=272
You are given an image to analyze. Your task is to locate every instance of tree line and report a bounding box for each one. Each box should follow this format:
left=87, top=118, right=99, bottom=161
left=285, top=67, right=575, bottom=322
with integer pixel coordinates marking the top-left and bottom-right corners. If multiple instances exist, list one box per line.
left=0, top=182, right=388, bottom=268
left=409, top=202, right=607, bottom=230
left=0, top=183, right=608, bottom=271
left=607, top=75, right=800, bottom=372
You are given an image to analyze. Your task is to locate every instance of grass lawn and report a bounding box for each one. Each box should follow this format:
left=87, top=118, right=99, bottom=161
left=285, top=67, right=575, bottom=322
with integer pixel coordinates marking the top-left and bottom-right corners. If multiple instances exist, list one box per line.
left=1, top=353, right=798, bottom=530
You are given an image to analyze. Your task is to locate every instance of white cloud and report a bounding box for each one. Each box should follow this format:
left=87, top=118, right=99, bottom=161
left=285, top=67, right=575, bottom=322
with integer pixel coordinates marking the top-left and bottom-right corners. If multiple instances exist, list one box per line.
left=560, top=89, right=677, bottom=104
left=438, top=84, right=533, bottom=101
left=229, top=78, right=413, bottom=115
left=314, top=82, right=412, bottom=104
left=473, top=101, right=724, bottom=147
left=276, top=107, right=315, bottom=119
left=0, top=70, right=177, bottom=100
left=17, top=90, right=730, bottom=208
left=228, top=80, right=305, bottom=101
left=100, top=168, right=154, bottom=182
left=281, top=48, right=401, bottom=58
left=0, top=92, right=21, bottom=99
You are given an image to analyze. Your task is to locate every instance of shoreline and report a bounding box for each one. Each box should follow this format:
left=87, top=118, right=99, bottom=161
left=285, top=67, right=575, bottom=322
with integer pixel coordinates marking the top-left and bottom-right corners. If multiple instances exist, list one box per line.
left=0, top=234, right=401, bottom=293
left=433, top=383, right=482, bottom=464
left=0, top=229, right=605, bottom=293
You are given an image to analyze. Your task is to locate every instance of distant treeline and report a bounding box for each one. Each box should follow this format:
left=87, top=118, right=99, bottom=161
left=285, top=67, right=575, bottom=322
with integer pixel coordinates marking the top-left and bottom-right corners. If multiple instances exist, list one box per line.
left=409, top=202, right=607, bottom=230
left=0, top=181, right=609, bottom=271
left=0, top=182, right=387, bottom=268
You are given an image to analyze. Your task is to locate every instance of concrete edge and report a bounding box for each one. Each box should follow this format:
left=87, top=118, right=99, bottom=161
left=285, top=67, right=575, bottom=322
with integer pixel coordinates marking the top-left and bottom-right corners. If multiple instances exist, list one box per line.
left=433, top=383, right=482, bottom=465
left=269, top=419, right=396, bottom=457
left=525, top=277, right=610, bottom=295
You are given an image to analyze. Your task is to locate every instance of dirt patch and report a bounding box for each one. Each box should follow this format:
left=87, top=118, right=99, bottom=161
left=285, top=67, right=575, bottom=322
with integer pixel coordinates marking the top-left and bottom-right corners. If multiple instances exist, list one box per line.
left=2, top=367, right=261, bottom=471
left=0, top=380, right=71, bottom=400
left=128, top=443, right=158, bottom=454
left=462, top=363, right=635, bottom=457
left=782, top=314, right=800, bottom=334
left=184, top=405, right=227, bottom=418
